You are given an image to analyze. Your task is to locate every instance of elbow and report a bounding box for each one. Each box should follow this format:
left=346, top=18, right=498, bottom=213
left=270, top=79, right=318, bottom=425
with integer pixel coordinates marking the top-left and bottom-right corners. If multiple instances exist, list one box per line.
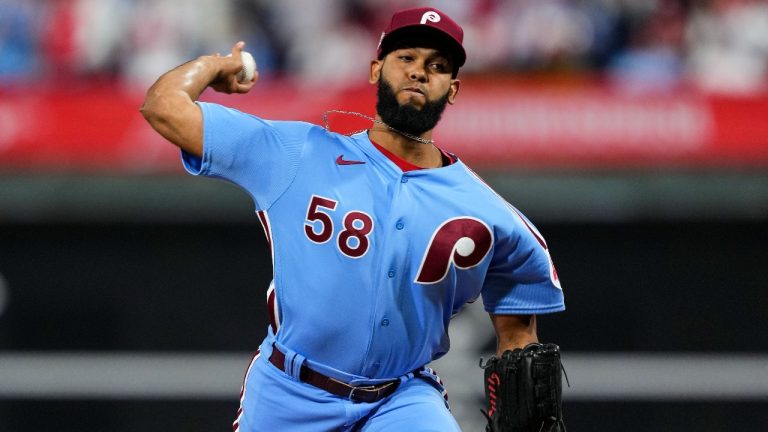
left=138, top=93, right=176, bottom=144
left=139, top=92, right=179, bottom=139
left=139, top=92, right=164, bottom=125
left=139, top=101, right=151, bottom=121
left=138, top=89, right=203, bottom=155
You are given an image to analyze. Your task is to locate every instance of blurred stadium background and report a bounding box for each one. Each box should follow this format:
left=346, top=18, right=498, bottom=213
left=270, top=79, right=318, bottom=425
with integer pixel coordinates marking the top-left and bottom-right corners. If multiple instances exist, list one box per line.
left=1, top=0, right=767, bottom=430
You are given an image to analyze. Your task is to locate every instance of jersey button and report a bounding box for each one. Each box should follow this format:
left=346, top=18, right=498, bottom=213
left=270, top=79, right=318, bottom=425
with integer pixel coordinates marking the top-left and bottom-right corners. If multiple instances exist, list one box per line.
left=395, top=222, right=404, bottom=230
left=387, top=270, right=395, bottom=278
left=381, top=318, right=390, bottom=327
left=401, top=177, right=408, bottom=183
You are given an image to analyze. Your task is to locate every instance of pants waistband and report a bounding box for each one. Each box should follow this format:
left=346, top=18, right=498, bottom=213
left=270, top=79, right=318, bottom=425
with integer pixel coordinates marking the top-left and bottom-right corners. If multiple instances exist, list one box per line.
left=268, top=344, right=400, bottom=403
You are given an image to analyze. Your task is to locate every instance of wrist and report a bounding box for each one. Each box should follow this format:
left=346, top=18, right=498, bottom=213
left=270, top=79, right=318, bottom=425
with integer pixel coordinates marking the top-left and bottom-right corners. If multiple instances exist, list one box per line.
left=193, top=55, right=223, bottom=81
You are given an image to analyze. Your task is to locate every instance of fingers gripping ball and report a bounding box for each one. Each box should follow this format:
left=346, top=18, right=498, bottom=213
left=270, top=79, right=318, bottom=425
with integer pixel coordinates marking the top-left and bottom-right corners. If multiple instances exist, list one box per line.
left=237, top=51, right=257, bottom=83
left=481, top=343, right=566, bottom=432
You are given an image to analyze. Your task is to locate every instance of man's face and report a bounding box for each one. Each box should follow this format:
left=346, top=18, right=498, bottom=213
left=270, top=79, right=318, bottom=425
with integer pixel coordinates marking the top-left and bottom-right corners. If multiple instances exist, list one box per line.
left=371, top=47, right=460, bottom=137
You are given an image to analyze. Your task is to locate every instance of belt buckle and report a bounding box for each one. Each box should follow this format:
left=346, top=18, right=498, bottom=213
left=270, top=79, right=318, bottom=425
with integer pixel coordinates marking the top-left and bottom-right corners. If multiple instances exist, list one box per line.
left=350, top=382, right=395, bottom=403
left=350, top=384, right=378, bottom=403
left=326, top=377, right=370, bottom=403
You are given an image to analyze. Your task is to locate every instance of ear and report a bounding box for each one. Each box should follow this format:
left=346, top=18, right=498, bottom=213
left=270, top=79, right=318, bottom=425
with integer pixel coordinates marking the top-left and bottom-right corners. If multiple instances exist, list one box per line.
left=369, top=59, right=383, bottom=84
left=447, top=79, right=460, bottom=104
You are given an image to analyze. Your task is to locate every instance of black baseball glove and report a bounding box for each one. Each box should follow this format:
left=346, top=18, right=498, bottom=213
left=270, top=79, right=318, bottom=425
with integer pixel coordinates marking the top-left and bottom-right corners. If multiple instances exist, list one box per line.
left=481, top=343, right=566, bottom=432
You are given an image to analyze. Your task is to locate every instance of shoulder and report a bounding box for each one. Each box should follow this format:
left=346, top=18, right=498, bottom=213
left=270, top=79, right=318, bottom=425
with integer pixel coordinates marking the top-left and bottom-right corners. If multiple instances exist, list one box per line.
left=197, top=102, right=321, bottom=132
left=452, top=163, right=546, bottom=240
left=454, top=162, right=510, bottom=205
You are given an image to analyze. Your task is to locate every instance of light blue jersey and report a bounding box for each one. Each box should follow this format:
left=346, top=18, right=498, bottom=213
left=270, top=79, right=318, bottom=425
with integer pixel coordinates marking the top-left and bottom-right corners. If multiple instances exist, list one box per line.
left=183, top=102, right=564, bottom=383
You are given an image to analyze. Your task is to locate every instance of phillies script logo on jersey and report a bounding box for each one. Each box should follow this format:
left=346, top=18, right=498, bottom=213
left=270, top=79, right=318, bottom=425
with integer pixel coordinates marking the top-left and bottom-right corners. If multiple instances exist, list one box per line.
left=300, top=194, right=559, bottom=289
left=415, top=217, right=493, bottom=284
left=302, top=195, right=492, bottom=276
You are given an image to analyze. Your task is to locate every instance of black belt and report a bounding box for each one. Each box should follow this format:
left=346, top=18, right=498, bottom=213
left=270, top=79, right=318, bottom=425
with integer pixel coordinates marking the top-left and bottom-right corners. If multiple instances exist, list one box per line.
left=268, top=344, right=400, bottom=403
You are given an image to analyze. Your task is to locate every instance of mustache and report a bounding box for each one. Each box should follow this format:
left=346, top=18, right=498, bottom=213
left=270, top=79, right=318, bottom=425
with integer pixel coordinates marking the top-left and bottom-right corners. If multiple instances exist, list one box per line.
left=376, top=78, right=449, bottom=137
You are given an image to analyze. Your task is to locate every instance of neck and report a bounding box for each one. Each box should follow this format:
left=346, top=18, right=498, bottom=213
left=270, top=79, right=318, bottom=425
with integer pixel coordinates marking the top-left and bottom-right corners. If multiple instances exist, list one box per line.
left=368, top=115, right=442, bottom=168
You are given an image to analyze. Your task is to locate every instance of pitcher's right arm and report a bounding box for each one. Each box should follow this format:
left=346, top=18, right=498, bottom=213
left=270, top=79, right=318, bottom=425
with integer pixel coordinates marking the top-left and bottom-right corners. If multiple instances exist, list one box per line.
left=139, top=41, right=258, bottom=157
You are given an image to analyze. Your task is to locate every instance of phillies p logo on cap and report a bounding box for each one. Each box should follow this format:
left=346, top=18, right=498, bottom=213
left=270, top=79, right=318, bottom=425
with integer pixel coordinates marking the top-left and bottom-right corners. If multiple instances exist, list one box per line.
left=420, top=10, right=441, bottom=24
left=376, top=7, right=466, bottom=67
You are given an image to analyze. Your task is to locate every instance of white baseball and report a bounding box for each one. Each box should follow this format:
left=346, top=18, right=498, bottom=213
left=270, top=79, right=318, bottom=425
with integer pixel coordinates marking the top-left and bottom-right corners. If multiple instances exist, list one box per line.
left=237, top=51, right=257, bottom=83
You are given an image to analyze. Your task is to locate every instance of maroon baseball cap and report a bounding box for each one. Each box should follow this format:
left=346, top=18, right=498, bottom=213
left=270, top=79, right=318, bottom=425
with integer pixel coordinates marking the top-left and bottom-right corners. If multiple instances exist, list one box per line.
left=377, top=7, right=466, bottom=68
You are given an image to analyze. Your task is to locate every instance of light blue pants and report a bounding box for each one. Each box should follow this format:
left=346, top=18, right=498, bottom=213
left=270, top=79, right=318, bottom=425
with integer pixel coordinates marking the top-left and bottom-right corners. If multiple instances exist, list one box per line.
left=233, top=345, right=461, bottom=432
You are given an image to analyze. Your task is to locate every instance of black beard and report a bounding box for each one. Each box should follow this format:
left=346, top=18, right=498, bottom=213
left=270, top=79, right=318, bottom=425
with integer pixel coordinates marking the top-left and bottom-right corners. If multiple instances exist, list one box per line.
left=376, top=78, right=449, bottom=138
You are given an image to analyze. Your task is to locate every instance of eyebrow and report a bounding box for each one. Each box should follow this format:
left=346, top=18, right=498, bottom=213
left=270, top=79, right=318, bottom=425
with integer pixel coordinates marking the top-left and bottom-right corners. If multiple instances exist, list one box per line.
left=394, top=47, right=450, bottom=62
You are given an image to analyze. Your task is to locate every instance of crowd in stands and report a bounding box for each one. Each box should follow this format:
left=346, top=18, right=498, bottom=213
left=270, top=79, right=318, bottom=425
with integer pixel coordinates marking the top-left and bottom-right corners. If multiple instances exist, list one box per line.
left=1, top=0, right=767, bottom=94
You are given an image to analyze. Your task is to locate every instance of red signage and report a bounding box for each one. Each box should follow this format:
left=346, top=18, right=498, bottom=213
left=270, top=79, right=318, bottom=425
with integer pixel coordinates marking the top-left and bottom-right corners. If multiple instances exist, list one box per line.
left=1, top=79, right=767, bottom=172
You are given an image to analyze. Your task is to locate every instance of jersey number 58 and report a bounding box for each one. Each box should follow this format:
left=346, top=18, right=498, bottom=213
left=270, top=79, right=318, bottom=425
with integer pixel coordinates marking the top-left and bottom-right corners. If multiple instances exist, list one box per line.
left=304, top=195, right=373, bottom=258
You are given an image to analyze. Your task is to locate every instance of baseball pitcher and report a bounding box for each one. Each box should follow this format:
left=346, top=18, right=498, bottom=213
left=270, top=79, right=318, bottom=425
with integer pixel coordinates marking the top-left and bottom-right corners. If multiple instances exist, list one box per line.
left=141, top=7, right=566, bottom=432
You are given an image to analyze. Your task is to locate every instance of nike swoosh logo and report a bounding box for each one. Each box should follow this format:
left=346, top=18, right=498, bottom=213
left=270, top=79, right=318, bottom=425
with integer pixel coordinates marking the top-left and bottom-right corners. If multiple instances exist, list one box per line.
left=336, top=155, right=366, bottom=165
